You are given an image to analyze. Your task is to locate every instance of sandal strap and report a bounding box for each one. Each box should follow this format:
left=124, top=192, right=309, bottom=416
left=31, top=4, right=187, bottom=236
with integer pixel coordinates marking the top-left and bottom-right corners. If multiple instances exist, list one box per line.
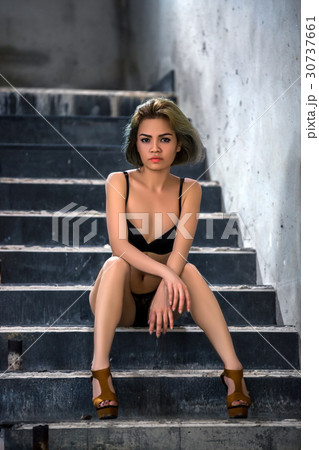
left=220, top=368, right=251, bottom=408
left=226, top=392, right=251, bottom=408
left=221, top=368, right=243, bottom=392
left=91, top=367, right=118, bottom=403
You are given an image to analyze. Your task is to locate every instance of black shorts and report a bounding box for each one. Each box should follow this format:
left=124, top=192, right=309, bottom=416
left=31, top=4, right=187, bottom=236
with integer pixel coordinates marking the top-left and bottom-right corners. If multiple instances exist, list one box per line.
left=132, top=289, right=157, bottom=327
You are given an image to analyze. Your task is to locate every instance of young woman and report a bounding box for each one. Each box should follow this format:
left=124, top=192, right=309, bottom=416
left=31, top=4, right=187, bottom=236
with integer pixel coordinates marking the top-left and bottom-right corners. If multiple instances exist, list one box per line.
left=89, top=98, right=251, bottom=420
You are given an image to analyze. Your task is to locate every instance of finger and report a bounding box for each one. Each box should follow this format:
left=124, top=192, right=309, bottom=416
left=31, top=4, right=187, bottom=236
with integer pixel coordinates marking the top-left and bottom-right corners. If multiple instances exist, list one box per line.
left=178, top=287, right=185, bottom=314
left=156, top=312, right=162, bottom=338
left=167, top=283, right=173, bottom=306
left=168, top=308, right=174, bottom=330
left=148, top=310, right=156, bottom=335
left=172, top=286, right=178, bottom=311
left=185, top=287, right=191, bottom=312
left=162, top=312, right=168, bottom=335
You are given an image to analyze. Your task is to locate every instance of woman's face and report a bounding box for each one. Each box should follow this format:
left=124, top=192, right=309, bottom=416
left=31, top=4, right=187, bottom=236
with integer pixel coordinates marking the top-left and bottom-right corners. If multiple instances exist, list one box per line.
left=136, top=118, right=181, bottom=169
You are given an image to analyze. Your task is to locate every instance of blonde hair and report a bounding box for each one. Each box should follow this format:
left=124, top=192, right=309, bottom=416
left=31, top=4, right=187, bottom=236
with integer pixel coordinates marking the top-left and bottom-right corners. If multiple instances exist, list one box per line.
left=123, top=97, right=205, bottom=167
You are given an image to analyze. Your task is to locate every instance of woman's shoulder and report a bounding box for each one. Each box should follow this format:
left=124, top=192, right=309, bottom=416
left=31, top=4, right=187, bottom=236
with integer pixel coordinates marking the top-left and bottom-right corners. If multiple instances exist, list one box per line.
left=105, top=171, right=129, bottom=199
left=182, top=177, right=202, bottom=192
left=170, top=174, right=201, bottom=195
left=106, top=171, right=125, bottom=184
left=106, top=170, right=135, bottom=183
left=180, top=177, right=202, bottom=207
left=106, top=170, right=141, bottom=195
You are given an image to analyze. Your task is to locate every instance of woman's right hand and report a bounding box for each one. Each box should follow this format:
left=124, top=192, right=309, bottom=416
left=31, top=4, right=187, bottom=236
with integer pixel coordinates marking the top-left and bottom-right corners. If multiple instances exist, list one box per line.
left=162, top=267, right=191, bottom=314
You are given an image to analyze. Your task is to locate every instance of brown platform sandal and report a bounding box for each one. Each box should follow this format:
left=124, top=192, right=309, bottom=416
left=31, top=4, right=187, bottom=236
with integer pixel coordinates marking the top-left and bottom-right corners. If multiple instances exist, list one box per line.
left=220, top=368, right=251, bottom=419
left=91, top=367, right=118, bottom=419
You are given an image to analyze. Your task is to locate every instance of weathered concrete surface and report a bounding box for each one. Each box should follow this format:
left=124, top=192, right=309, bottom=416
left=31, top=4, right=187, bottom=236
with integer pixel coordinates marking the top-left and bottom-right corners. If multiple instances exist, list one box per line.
left=0, top=370, right=300, bottom=422
left=0, top=326, right=300, bottom=371
left=0, top=246, right=257, bottom=284
left=0, top=0, right=126, bottom=89
left=0, top=285, right=277, bottom=327
left=125, top=0, right=301, bottom=331
left=0, top=88, right=176, bottom=116
left=4, top=419, right=301, bottom=450
left=0, top=115, right=129, bottom=145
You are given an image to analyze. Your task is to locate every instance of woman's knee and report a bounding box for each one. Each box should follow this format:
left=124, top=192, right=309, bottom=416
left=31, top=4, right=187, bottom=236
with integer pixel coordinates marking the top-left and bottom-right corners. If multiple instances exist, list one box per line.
left=101, top=256, right=130, bottom=278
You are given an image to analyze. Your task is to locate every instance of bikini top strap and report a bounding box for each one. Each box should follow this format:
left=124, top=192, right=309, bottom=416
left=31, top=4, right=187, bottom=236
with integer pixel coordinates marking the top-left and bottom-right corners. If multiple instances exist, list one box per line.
left=178, top=177, right=185, bottom=216
left=124, top=171, right=183, bottom=213
left=123, top=171, right=129, bottom=205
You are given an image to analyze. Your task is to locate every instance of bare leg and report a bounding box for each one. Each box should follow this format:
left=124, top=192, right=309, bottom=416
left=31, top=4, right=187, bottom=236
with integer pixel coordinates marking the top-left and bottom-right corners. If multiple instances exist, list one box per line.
left=89, top=256, right=136, bottom=406
left=179, top=263, right=249, bottom=406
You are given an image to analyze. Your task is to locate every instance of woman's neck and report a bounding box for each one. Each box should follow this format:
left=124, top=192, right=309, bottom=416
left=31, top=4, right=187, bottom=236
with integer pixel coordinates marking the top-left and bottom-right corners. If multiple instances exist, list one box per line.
left=137, top=166, right=172, bottom=192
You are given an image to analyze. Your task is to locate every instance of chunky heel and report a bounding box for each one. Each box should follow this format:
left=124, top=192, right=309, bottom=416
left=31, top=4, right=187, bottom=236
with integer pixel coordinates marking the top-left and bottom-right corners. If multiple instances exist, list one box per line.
left=91, top=367, right=118, bottom=419
left=96, top=404, right=118, bottom=419
left=227, top=405, right=249, bottom=419
left=220, top=368, right=251, bottom=419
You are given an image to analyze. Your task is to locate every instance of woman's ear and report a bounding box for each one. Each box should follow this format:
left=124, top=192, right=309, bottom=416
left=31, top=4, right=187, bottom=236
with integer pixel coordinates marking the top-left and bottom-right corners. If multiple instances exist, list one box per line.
left=176, top=142, right=182, bottom=152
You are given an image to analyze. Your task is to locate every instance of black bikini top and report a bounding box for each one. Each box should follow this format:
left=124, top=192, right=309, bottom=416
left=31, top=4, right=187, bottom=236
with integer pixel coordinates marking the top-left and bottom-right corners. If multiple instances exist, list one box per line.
left=123, top=171, right=184, bottom=255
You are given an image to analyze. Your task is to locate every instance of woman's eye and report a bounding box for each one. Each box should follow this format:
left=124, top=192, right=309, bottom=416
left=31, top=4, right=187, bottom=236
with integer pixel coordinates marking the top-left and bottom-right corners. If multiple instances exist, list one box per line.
left=140, top=137, right=170, bottom=143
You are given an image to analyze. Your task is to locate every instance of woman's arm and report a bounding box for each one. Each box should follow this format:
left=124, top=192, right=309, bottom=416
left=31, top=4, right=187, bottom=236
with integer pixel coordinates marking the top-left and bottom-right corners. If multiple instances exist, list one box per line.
left=148, top=178, right=202, bottom=336
left=160, top=178, right=202, bottom=312
left=167, top=178, right=202, bottom=274
left=166, top=178, right=201, bottom=310
left=105, top=172, right=186, bottom=302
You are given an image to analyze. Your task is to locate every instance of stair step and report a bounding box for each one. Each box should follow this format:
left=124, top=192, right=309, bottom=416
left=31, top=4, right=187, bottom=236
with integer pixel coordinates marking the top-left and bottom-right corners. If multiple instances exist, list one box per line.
left=0, top=178, right=221, bottom=212
left=0, top=245, right=257, bottom=284
left=3, top=419, right=301, bottom=450
left=0, top=326, right=299, bottom=371
left=0, top=115, right=129, bottom=145
left=0, top=144, right=208, bottom=180
left=0, top=87, right=176, bottom=116
left=0, top=285, right=277, bottom=327
left=0, top=370, right=301, bottom=422
left=0, top=211, right=240, bottom=248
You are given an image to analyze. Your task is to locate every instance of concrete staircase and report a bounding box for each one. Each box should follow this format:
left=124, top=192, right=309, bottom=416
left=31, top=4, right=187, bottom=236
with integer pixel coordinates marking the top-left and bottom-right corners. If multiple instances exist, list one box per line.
left=0, top=89, right=300, bottom=449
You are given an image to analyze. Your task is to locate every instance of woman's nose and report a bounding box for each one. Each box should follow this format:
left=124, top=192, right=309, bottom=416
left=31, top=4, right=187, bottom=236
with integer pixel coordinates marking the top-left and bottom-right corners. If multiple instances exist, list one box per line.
left=151, top=141, right=161, bottom=152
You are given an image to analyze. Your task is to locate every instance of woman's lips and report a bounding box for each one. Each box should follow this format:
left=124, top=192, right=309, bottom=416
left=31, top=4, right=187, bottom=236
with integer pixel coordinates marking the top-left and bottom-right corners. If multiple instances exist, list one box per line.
left=149, top=157, right=162, bottom=162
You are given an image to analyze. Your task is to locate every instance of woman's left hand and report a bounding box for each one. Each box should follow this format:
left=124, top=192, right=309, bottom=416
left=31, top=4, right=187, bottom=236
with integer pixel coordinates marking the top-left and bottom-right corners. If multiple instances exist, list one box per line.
left=148, top=282, right=174, bottom=337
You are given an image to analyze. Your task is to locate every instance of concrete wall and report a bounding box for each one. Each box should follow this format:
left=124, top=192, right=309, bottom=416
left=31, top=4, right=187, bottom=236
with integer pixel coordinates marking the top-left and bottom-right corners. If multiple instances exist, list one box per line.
left=126, top=0, right=301, bottom=330
left=0, top=0, right=126, bottom=88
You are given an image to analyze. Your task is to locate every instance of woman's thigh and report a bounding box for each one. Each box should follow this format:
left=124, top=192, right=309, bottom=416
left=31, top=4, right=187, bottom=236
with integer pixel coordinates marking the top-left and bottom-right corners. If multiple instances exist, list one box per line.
left=89, top=257, right=117, bottom=312
left=117, top=269, right=137, bottom=327
left=89, top=257, right=135, bottom=323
